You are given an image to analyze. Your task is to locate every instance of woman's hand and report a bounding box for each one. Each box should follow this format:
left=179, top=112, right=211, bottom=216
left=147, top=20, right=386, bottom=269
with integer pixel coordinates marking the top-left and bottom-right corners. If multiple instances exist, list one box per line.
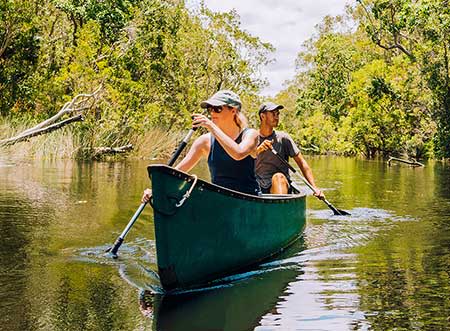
left=192, top=113, right=214, bottom=130
left=257, top=139, right=273, bottom=155
left=313, top=188, right=325, bottom=200
left=141, top=188, right=152, bottom=203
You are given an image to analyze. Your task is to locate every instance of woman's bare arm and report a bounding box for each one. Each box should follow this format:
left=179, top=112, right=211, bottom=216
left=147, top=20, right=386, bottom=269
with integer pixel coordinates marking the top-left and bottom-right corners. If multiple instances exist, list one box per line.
left=211, top=127, right=259, bottom=160
left=175, top=134, right=210, bottom=172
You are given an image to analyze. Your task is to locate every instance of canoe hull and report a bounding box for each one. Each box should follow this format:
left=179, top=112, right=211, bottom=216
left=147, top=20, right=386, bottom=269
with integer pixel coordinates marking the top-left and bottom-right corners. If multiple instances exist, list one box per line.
left=148, top=165, right=306, bottom=291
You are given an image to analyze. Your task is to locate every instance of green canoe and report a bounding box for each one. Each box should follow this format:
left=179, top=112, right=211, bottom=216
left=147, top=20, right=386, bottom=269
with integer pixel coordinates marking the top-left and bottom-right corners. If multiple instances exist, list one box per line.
left=148, top=164, right=306, bottom=291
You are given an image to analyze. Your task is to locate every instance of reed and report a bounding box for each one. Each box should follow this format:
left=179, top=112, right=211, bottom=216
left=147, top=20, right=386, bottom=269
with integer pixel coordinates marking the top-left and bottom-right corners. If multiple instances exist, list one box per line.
left=0, top=117, right=185, bottom=160
left=132, top=128, right=186, bottom=160
left=0, top=119, right=77, bottom=158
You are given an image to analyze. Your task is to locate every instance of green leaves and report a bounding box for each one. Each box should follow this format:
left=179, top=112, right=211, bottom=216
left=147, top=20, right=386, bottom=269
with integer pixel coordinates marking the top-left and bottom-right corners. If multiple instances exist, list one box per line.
left=1, top=0, right=273, bottom=158
left=357, top=0, right=450, bottom=157
left=281, top=5, right=436, bottom=158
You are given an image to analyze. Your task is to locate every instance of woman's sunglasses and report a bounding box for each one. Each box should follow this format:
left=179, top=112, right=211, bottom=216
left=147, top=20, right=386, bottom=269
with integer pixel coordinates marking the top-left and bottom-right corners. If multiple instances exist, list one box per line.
left=207, top=106, right=223, bottom=113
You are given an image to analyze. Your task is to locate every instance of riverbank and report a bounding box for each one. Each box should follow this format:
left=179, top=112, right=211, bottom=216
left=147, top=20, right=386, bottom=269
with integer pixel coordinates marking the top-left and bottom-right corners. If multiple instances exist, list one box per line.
left=0, top=117, right=184, bottom=160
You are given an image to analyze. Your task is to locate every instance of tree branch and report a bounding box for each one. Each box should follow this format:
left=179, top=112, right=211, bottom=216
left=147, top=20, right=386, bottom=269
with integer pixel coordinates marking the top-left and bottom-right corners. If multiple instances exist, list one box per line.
left=357, top=0, right=414, bottom=59
left=388, top=156, right=424, bottom=167
left=0, top=114, right=84, bottom=147
left=20, top=85, right=102, bottom=135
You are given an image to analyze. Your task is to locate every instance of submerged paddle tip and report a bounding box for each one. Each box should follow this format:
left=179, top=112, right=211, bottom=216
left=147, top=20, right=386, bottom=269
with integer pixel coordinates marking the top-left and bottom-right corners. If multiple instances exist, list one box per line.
left=105, top=251, right=119, bottom=259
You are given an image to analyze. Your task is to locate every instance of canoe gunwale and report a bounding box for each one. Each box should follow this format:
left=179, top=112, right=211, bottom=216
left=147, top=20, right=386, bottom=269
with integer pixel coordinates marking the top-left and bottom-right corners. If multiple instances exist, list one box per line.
left=147, top=164, right=306, bottom=203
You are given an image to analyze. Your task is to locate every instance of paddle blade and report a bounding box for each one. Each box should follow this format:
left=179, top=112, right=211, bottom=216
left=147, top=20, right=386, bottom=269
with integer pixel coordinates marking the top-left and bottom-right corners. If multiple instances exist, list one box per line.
left=335, top=209, right=351, bottom=216
left=323, top=198, right=350, bottom=216
left=105, top=237, right=123, bottom=259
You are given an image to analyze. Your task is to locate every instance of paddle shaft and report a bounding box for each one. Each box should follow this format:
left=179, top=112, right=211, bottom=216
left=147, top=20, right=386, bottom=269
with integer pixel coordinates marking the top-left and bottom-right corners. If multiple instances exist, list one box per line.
left=167, top=128, right=197, bottom=167
left=270, top=148, right=348, bottom=216
left=107, top=127, right=198, bottom=256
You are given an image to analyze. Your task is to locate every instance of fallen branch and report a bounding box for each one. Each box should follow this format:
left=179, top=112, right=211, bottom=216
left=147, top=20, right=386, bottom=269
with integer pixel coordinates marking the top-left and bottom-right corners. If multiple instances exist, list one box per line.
left=93, top=144, right=133, bottom=157
left=1, top=86, right=101, bottom=148
left=0, top=114, right=84, bottom=147
left=388, top=156, right=425, bottom=167
left=20, top=86, right=102, bottom=136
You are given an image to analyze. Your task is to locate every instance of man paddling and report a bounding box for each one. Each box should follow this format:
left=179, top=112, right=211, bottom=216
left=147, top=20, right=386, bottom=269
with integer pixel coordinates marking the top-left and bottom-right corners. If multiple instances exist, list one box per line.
left=256, top=102, right=325, bottom=197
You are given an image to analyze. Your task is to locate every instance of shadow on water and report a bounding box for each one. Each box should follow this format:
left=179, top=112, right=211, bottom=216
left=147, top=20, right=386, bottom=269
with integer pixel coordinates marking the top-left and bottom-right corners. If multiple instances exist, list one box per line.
left=136, top=238, right=307, bottom=331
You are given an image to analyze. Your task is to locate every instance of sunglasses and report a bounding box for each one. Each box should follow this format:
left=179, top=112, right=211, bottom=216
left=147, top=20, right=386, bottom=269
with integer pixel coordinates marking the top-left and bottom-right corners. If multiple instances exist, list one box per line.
left=207, top=106, right=224, bottom=113
left=269, top=110, right=280, bottom=116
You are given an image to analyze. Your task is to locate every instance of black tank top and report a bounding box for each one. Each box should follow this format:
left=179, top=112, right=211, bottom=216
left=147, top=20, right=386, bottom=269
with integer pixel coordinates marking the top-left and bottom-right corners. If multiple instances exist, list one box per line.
left=207, top=129, right=260, bottom=195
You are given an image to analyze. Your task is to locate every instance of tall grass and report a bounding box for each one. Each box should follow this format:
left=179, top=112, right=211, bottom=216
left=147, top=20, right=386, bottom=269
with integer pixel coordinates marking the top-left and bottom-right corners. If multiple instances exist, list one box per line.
left=133, top=128, right=186, bottom=161
left=0, top=118, right=80, bottom=159
left=0, top=117, right=184, bottom=160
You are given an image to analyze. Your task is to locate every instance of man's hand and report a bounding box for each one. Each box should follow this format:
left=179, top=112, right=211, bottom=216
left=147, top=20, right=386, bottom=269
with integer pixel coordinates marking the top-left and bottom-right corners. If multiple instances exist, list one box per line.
left=257, top=139, right=273, bottom=155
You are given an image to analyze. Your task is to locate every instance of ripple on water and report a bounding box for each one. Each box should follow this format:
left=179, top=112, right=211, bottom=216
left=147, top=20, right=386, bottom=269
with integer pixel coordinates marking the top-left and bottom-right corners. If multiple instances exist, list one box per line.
left=309, top=207, right=393, bottom=221
left=309, top=207, right=416, bottom=222
left=70, top=238, right=162, bottom=293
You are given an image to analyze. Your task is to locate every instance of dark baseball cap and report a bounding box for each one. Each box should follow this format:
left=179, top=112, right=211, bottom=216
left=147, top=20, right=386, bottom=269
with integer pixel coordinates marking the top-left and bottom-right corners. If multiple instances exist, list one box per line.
left=258, top=102, right=284, bottom=115
left=200, top=90, right=242, bottom=110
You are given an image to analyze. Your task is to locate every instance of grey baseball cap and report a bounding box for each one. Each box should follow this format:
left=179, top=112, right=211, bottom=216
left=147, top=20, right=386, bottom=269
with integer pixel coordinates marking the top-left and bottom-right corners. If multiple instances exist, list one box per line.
left=258, top=102, right=284, bottom=115
left=200, top=90, right=242, bottom=109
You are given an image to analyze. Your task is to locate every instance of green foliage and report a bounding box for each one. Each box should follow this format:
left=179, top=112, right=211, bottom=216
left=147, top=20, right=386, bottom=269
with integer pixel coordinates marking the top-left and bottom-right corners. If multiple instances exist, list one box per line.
left=0, top=0, right=273, bottom=159
left=280, top=4, right=437, bottom=159
left=357, top=0, right=450, bottom=157
left=54, top=0, right=135, bottom=43
left=297, top=32, right=357, bottom=121
left=0, top=0, right=41, bottom=115
left=5, top=0, right=448, bottom=160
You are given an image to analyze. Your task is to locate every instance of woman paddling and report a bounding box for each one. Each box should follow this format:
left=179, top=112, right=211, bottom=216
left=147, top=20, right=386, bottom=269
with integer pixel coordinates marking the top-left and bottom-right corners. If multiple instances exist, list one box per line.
left=142, top=90, right=261, bottom=200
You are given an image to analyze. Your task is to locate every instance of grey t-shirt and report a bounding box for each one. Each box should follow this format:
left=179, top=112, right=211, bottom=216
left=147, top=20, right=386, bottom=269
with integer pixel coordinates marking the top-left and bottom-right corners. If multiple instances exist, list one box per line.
left=255, top=131, right=300, bottom=189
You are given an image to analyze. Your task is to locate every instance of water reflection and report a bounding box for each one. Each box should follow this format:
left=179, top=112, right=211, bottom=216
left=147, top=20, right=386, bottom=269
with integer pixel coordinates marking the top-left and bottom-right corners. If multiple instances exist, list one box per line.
left=2, top=157, right=450, bottom=330
left=0, top=192, right=55, bottom=330
left=139, top=239, right=305, bottom=331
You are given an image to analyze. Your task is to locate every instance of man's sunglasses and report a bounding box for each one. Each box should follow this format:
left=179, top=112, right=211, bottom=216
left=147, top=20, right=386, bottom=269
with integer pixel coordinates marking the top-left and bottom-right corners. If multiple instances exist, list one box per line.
left=268, top=110, right=280, bottom=116
left=207, top=106, right=223, bottom=113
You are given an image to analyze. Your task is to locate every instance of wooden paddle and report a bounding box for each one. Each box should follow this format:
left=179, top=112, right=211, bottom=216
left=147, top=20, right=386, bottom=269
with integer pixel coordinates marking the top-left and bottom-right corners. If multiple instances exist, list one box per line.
left=270, top=147, right=350, bottom=216
left=106, top=127, right=198, bottom=258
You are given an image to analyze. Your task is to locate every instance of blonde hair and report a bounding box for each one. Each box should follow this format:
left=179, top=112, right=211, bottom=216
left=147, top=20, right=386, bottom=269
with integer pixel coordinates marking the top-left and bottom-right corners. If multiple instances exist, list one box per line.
left=222, top=104, right=248, bottom=130
left=234, top=110, right=248, bottom=130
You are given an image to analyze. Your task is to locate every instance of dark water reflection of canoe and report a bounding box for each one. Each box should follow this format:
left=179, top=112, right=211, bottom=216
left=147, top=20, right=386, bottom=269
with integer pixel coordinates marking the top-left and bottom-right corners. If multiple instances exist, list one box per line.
left=140, top=239, right=306, bottom=331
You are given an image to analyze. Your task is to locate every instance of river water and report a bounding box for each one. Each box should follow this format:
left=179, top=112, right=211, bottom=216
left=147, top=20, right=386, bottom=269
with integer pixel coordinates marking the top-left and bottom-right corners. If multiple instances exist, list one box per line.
left=0, top=156, right=449, bottom=331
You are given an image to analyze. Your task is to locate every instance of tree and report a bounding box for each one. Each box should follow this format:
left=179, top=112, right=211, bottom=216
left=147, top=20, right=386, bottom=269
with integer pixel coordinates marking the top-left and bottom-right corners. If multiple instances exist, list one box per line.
left=357, top=0, right=450, bottom=157
left=0, top=0, right=41, bottom=115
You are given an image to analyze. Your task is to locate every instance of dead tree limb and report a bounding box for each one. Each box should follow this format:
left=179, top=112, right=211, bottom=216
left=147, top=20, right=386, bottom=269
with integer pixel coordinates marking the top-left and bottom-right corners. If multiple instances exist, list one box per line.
left=0, top=115, right=84, bottom=147
left=388, top=156, right=425, bottom=167
left=20, top=86, right=102, bottom=136
left=93, top=144, right=133, bottom=157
